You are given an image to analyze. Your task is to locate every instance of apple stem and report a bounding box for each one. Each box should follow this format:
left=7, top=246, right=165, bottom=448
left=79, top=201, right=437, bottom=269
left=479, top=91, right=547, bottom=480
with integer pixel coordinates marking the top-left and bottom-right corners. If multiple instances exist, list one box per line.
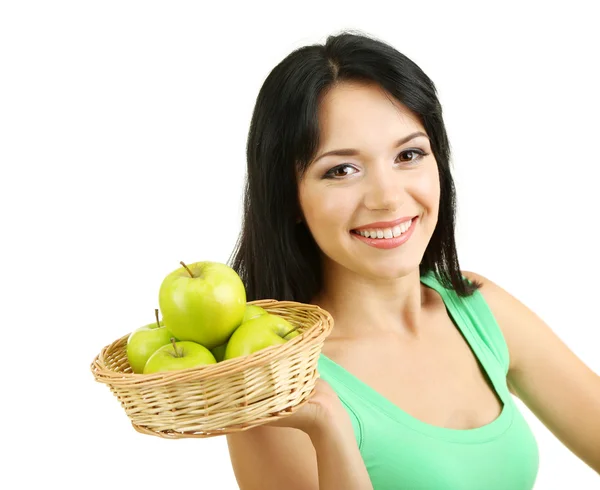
left=155, top=308, right=160, bottom=327
left=170, top=337, right=181, bottom=357
left=180, top=261, right=194, bottom=278
left=282, top=325, right=300, bottom=338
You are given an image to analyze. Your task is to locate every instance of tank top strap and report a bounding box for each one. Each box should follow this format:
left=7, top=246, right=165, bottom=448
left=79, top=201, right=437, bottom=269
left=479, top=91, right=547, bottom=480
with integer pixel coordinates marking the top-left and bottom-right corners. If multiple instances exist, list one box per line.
left=420, top=269, right=510, bottom=376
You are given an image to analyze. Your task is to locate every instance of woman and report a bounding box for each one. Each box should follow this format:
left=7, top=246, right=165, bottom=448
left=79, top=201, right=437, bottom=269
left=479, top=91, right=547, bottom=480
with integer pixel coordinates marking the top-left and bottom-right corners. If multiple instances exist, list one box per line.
left=225, top=30, right=600, bottom=489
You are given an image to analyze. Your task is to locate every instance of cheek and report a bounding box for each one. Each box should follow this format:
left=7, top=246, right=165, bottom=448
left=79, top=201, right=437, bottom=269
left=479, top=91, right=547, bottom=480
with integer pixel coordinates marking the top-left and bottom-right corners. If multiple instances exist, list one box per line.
left=413, top=168, right=440, bottom=211
left=299, top=187, right=354, bottom=244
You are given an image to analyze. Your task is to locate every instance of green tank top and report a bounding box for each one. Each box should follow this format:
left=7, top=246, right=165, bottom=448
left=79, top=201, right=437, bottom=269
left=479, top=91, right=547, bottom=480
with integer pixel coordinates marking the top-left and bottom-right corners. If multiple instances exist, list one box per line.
left=317, top=270, right=539, bottom=489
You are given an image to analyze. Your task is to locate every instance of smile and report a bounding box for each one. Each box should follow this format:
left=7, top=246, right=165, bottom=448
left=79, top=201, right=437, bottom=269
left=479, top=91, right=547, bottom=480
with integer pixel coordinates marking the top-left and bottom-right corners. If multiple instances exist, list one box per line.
left=350, top=217, right=417, bottom=249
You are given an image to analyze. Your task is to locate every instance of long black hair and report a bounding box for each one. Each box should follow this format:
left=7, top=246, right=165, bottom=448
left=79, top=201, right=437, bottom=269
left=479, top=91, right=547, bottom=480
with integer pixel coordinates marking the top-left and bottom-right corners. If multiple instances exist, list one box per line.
left=228, top=29, right=482, bottom=303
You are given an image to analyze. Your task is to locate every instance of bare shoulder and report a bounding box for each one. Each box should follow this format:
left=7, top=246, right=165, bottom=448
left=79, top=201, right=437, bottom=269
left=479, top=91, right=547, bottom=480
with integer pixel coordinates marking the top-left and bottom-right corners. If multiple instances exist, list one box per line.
left=459, top=270, right=524, bottom=372
left=226, top=425, right=318, bottom=490
left=460, top=269, right=591, bottom=376
left=461, top=270, right=600, bottom=473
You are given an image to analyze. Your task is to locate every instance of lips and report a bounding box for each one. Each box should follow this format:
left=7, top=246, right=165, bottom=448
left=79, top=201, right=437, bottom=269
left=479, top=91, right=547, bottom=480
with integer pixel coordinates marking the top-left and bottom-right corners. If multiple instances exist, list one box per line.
left=350, top=216, right=418, bottom=250
left=351, top=215, right=418, bottom=233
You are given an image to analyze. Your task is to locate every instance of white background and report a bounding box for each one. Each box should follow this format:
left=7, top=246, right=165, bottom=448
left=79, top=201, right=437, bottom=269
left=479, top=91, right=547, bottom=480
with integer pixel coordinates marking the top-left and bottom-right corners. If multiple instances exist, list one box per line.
left=1, top=1, right=598, bottom=489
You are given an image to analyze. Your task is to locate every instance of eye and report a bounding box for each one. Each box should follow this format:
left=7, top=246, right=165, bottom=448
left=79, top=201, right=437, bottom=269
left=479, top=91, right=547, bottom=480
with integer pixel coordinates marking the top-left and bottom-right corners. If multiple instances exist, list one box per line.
left=322, top=148, right=429, bottom=179
left=323, top=164, right=357, bottom=179
left=397, top=148, right=428, bottom=164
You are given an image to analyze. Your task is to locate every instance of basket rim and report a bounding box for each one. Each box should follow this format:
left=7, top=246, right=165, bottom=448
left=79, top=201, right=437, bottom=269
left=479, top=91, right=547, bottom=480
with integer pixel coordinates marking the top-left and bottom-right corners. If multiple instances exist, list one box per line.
left=90, top=299, right=333, bottom=384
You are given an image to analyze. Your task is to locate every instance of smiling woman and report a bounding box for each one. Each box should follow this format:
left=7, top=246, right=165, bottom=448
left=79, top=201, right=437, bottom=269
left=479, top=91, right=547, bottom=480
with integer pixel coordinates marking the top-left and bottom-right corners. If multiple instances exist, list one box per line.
left=223, top=29, right=600, bottom=490
left=295, top=82, right=440, bottom=279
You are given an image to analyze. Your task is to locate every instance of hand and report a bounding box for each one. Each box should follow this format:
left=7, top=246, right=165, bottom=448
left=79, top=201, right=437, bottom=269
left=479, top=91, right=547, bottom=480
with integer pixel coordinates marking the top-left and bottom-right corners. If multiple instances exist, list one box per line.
left=263, top=377, right=353, bottom=438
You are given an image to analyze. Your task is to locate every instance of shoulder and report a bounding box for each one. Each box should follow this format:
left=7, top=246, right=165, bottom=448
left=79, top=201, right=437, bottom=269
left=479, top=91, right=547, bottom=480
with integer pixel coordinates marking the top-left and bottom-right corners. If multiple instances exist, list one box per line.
left=459, top=270, right=525, bottom=375
left=460, top=268, right=594, bottom=387
left=460, top=270, right=600, bottom=473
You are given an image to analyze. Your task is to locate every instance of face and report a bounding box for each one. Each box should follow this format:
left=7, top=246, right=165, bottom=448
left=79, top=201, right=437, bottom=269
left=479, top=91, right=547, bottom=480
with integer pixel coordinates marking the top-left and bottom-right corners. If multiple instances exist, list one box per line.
left=297, top=82, right=440, bottom=281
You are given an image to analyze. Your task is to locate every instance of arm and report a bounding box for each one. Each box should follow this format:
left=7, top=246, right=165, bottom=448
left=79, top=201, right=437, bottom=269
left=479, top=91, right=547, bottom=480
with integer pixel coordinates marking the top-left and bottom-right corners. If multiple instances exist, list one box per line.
left=227, top=422, right=372, bottom=490
left=308, top=418, right=374, bottom=490
left=227, top=378, right=373, bottom=489
left=463, top=270, right=600, bottom=474
left=227, top=427, right=318, bottom=490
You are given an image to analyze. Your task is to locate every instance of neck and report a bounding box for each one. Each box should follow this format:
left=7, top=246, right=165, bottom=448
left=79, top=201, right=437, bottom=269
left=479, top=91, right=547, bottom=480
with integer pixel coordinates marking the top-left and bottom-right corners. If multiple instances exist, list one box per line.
left=311, top=263, right=435, bottom=341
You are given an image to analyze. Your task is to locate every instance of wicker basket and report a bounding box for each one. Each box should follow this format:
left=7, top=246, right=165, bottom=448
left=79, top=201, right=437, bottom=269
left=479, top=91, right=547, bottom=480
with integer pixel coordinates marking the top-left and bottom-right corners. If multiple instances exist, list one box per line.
left=90, top=299, right=334, bottom=439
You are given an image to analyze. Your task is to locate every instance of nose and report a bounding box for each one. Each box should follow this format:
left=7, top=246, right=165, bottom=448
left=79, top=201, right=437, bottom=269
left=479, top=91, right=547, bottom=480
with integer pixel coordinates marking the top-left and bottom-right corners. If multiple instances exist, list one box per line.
left=363, top=165, right=403, bottom=211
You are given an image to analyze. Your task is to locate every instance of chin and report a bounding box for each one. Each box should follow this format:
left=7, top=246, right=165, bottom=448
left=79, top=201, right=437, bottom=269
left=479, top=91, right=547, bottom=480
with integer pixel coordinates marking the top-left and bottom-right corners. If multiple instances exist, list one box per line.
left=360, top=262, right=418, bottom=281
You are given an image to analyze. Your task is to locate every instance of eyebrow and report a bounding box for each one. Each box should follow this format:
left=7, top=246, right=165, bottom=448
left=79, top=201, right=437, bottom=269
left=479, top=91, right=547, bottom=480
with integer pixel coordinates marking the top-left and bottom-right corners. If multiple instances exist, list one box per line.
left=313, top=131, right=429, bottom=164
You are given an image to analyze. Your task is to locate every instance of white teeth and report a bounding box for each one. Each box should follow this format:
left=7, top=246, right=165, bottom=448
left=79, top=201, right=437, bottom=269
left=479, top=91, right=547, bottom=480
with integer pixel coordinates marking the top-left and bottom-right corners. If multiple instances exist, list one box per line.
left=356, top=219, right=413, bottom=239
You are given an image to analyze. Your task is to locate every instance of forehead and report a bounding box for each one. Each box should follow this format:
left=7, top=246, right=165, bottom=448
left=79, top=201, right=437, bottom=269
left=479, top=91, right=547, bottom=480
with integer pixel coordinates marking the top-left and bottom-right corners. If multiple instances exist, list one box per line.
left=316, top=82, right=425, bottom=144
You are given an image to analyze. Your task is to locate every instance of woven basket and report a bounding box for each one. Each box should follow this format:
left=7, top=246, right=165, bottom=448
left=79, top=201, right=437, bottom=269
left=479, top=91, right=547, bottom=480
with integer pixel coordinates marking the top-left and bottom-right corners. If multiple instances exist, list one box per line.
left=90, top=299, right=334, bottom=439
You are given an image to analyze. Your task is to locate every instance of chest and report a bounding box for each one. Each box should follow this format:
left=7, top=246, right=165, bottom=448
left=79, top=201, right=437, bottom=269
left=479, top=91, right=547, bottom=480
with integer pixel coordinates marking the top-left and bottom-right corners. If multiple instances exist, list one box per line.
left=321, top=313, right=505, bottom=430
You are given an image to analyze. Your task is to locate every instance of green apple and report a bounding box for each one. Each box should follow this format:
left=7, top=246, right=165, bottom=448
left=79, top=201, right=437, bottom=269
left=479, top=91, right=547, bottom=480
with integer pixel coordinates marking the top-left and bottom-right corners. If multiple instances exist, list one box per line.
left=224, top=313, right=300, bottom=360
left=211, top=342, right=228, bottom=362
left=127, top=309, right=176, bottom=374
left=158, top=261, right=247, bottom=349
left=143, top=339, right=217, bottom=374
left=242, top=304, right=268, bottom=323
